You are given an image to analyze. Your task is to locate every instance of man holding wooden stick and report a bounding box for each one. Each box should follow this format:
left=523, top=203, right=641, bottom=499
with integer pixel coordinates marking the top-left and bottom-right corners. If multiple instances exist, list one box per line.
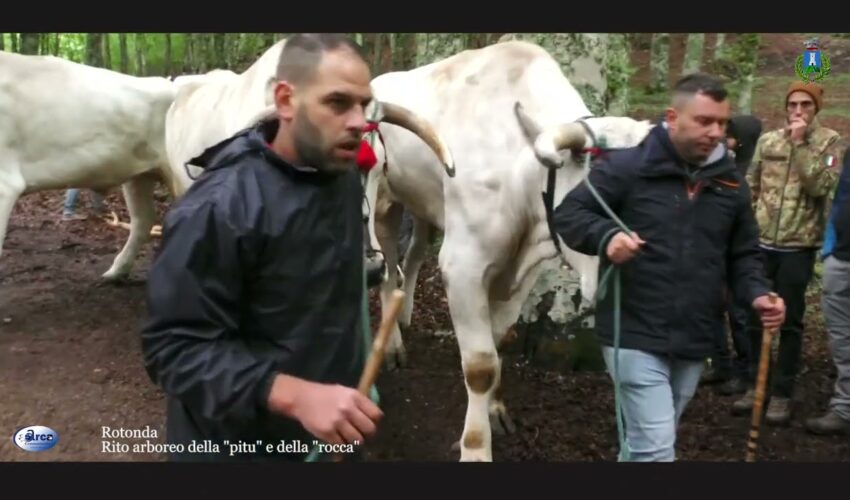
left=733, top=82, right=844, bottom=424
left=140, top=34, right=385, bottom=462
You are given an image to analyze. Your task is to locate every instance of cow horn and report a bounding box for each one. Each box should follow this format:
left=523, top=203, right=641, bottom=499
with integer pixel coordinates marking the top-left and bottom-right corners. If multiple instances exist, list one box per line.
left=547, top=122, right=588, bottom=152
left=377, top=101, right=456, bottom=177
left=514, top=102, right=588, bottom=169
left=514, top=101, right=543, bottom=144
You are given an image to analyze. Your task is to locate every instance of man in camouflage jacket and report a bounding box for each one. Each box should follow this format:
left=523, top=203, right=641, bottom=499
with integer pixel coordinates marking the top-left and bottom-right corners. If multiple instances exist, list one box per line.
left=732, top=81, right=845, bottom=424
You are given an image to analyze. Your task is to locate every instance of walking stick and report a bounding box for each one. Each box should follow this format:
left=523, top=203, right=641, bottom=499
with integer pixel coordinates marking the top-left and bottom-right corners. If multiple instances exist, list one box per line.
left=745, top=292, right=779, bottom=462
left=332, top=289, right=405, bottom=462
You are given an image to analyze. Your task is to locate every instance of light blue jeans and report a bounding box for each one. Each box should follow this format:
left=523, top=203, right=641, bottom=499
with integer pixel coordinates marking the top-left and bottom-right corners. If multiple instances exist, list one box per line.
left=602, top=347, right=704, bottom=462
left=63, top=189, right=105, bottom=215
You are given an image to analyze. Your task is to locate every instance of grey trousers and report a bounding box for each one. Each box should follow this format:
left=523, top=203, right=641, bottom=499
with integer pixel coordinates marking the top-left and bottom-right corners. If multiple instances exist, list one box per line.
left=822, top=255, right=850, bottom=420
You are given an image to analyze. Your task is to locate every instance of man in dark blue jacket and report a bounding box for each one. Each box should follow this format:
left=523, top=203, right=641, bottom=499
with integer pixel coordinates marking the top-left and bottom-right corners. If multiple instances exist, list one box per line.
left=552, top=73, right=786, bottom=461
left=140, top=34, right=385, bottom=461
left=805, top=145, right=850, bottom=435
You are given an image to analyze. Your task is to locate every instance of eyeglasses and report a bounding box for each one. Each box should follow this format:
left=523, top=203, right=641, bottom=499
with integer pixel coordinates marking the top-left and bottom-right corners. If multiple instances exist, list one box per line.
left=787, top=101, right=814, bottom=110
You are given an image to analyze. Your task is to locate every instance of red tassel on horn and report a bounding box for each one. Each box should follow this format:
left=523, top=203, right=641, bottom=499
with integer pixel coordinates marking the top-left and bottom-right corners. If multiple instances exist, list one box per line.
left=357, top=121, right=381, bottom=172
left=357, top=140, right=378, bottom=172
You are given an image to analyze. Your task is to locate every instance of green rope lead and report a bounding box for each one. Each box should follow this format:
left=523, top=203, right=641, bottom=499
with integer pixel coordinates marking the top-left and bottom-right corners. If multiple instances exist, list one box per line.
left=580, top=151, right=633, bottom=462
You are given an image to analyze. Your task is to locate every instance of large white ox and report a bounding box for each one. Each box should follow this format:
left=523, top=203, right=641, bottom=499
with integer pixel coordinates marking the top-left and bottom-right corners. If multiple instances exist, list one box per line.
left=364, top=40, right=655, bottom=461
left=0, top=51, right=179, bottom=280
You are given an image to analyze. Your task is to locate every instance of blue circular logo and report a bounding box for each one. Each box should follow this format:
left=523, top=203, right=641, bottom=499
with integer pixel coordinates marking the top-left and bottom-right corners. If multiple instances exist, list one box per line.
left=13, top=426, right=59, bottom=452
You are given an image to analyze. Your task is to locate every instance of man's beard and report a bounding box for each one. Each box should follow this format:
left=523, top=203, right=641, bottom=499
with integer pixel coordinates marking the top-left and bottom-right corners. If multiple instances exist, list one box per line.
left=292, top=108, right=356, bottom=174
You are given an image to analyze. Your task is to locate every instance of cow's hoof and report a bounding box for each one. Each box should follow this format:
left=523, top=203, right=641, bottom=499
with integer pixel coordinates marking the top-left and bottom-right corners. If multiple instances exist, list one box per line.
left=489, top=402, right=517, bottom=435
left=384, top=348, right=408, bottom=371
left=98, top=273, right=143, bottom=287
left=459, top=449, right=491, bottom=462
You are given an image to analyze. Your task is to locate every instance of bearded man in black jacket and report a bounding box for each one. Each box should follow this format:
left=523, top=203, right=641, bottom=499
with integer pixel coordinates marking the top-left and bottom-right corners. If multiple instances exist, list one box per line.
left=140, top=34, right=388, bottom=462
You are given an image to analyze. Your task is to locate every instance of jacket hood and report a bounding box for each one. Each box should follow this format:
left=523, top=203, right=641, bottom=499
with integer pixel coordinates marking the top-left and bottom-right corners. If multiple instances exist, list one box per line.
left=187, top=118, right=326, bottom=177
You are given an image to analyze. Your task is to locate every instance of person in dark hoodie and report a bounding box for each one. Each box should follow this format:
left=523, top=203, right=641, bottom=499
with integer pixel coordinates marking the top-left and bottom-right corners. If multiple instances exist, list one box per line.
left=702, top=114, right=764, bottom=394
left=552, top=73, right=785, bottom=461
left=140, top=34, right=385, bottom=462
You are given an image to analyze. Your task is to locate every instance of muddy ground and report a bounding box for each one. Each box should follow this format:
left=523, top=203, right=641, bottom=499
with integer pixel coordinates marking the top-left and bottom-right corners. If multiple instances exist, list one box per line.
left=1, top=190, right=848, bottom=462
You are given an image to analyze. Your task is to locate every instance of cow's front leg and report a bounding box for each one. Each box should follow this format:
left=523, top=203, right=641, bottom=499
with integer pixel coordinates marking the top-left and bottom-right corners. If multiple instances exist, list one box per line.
left=440, top=242, right=500, bottom=462
left=0, top=163, right=25, bottom=261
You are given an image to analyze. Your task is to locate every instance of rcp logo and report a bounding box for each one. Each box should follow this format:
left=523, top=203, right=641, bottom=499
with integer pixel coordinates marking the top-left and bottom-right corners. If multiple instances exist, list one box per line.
left=13, top=426, right=59, bottom=452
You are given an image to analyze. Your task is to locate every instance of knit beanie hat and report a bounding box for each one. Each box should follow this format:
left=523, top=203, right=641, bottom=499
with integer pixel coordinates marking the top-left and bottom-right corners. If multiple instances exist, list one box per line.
left=786, top=81, right=823, bottom=112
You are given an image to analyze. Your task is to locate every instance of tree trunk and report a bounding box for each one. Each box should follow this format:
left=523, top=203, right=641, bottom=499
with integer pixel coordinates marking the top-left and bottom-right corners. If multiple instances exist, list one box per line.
left=102, top=34, right=112, bottom=69
left=500, top=33, right=609, bottom=114
left=0, top=33, right=4, bottom=51
left=371, top=33, right=384, bottom=74
left=19, top=33, right=40, bottom=54
left=164, top=33, right=172, bottom=75
left=713, top=33, right=726, bottom=61
left=53, top=33, right=60, bottom=56
left=606, top=33, right=632, bottom=115
left=682, top=33, right=705, bottom=75
left=184, top=34, right=195, bottom=73
left=85, top=33, right=104, bottom=68
left=119, top=33, right=129, bottom=73
left=649, top=33, right=670, bottom=93
left=11, top=33, right=19, bottom=53
left=735, top=34, right=760, bottom=114
left=414, top=33, right=466, bottom=67
left=135, top=33, right=147, bottom=76
left=213, top=33, right=226, bottom=68
left=387, top=33, right=397, bottom=71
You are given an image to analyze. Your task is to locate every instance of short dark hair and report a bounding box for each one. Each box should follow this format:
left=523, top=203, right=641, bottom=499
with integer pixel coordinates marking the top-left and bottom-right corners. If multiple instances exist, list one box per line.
left=671, top=72, right=728, bottom=107
left=276, top=33, right=368, bottom=85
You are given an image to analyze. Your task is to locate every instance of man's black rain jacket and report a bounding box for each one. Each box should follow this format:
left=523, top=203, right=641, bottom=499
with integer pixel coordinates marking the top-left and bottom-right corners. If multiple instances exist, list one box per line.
left=141, top=119, right=366, bottom=461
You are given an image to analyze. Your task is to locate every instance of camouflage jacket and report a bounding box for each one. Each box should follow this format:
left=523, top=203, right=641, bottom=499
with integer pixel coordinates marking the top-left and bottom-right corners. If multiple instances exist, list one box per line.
left=746, top=119, right=844, bottom=248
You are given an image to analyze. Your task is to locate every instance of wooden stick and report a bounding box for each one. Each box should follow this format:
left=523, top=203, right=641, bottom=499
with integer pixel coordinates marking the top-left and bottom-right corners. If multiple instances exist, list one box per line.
left=332, top=289, right=405, bottom=462
left=357, top=289, right=406, bottom=395
left=745, top=291, right=779, bottom=462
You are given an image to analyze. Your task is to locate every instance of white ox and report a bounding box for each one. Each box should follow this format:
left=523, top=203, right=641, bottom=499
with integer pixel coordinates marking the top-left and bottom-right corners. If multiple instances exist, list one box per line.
left=0, top=51, right=179, bottom=280
left=364, top=40, right=655, bottom=461
left=163, top=40, right=454, bottom=206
